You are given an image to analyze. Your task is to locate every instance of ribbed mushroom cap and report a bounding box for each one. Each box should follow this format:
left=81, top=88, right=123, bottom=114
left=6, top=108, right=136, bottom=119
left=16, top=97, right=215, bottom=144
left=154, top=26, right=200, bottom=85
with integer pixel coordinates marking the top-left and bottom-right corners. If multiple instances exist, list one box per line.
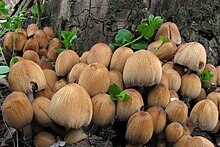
left=53, top=79, right=67, bottom=92
left=155, top=22, right=181, bottom=45
left=125, top=111, right=153, bottom=145
left=109, top=70, right=124, bottom=90
left=23, top=50, right=40, bottom=63
left=15, top=28, right=27, bottom=37
left=80, top=51, right=89, bottom=63
left=123, top=50, right=162, bottom=87
left=189, top=99, right=218, bottom=131
left=165, top=122, right=184, bottom=143
left=14, top=33, right=27, bottom=51
left=38, top=57, right=53, bottom=69
left=34, top=30, right=49, bottom=48
left=27, top=24, right=39, bottom=37
left=3, top=32, right=14, bottom=52
left=117, top=89, right=144, bottom=121
left=87, top=43, right=112, bottom=68
left=68, top=63, right=88, bottom=83
left=43, top=69, right=58, bottom=89
left=48, top=38, right=62, bottom=50
left=43, top=27, right=55, bottom=40
left=206, top=91, right=220, bottom=112
left=55, top=50, right=80, bottom=76
left=8, top=60, right=46, bottom=94
left=38, top=48, right=48, bottom=57
left=23, top=38, right=39, bottom=53
left=32, top=96, right=52, bottom=127
left=174, top=42, right=206, bottom=74
left=165, top=69, right=181, bottom=92
left=195, top=88, right=206, bottom=102
left=48, top=83, right=93, bottom=129
left=110, top=46, right=133, bottom=73
left=160, top=71, right=169, bottom=88
left=162, top=61, right=185, bottom=77
left=34, top=85, right=54, bottom=99
left=180, top=73, right=201, bottom=99
left=79, top=63, right=110, bottom=96
left=34, top=131, right=56, bottom=147
left=47, top=48, right=58, bottom=62
left=92, top=93, right=116, bottom=126
left=2, top=91, right=33, bottom=129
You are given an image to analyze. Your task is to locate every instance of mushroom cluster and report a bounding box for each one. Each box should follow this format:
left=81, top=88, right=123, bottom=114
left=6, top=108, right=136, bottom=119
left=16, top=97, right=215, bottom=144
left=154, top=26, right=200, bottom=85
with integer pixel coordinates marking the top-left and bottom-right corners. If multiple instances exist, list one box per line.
left=1, top=21, right=219, bottom=146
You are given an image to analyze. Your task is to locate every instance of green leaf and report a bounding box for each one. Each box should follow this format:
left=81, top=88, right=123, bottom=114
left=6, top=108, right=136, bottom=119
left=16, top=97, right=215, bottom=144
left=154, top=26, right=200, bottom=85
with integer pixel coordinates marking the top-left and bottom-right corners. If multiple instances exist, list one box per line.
left=10, top=57, right=19, bottom=67
left=40, top=4, right=45, bottom=13
left=61, top=40, right=70, bottom=49
left=0, top=75, right=6, bottom=79
left=0, top=66, right=10, bottom=74
left=115, top=29, right=132, bottom=45
left=137, top=23, right=148, bottom=35
left=143, top=25, right=154, bottom=39
left=1, top=22, right=10, bottom=30
left=109, top=94, right=118, bottom=101
left=159, top=36, right=170, bottom=43
left=0, top=1, right=5, bottom=8
left=108, top=83, right=122, bottom=96
left=0, top=8, right=8, bottom=15
left=200, top=70, right=214, bottom=80
left=31, top=5, right=38, bottom=15
left=61, top=31, right=70, bottom=40
left=117, top=91, right=131, bottom=100
left=109, top=43, right=119, bottom=52
left=131, top=40, right=148, bottom=50
left=69, top=32, right=77, bottom=46
left=147, top=15, right=154, bottom=25
left=56, top=48, right=66, bottom=54
left=151, top=16, right=163, bottom=28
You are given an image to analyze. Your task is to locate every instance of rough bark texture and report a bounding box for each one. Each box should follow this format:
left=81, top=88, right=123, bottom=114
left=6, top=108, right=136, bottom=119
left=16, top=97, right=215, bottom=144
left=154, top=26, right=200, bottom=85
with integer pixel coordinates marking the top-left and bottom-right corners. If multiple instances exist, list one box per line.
left=44, top=0, right=220, bottom=65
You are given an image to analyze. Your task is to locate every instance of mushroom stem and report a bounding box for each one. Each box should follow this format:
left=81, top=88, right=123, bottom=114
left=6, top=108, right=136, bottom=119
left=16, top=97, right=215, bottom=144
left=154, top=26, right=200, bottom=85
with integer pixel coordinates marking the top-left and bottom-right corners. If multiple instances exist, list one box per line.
left=186, top=120, right=198, bottom=134
left=49, top=122, right=66, bottom=137
left=23, top=124, right=32, bottom=144
left=27, top=93, right=34, bottom=102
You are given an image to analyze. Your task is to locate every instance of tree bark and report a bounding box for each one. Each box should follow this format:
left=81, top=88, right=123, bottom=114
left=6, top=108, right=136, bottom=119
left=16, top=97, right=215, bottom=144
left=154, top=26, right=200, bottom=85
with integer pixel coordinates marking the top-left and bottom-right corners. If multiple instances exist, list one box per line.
left=44, top=0, right=220, bottom=65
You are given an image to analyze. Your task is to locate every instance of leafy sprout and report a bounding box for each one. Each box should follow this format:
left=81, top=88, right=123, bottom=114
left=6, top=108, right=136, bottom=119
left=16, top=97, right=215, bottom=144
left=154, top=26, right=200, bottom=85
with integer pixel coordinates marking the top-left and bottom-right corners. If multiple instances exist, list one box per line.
left=200, top=69, right=214, bottom=84
left=108, top=83, right=131, bottom=101
left=0, top=66, right=9, bottom=79
left=30, top=3, right=47, bottom=22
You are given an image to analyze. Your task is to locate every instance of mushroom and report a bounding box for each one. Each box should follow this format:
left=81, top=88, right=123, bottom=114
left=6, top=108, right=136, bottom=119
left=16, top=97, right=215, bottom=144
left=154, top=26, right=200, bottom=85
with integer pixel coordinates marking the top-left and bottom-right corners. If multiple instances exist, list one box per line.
left=159, top=71, right=169, bottom=88
left=147, top=83, right=170, bottom=108
left=165, top=100, right=188, bottom=125
left=165, top=122, right=184, bottom=143
left=34, top=85, right=54, bottom=99
left=14, top=32, right=27, bottom=51
left=162, top=61, right=185, bottom=77
left=206, top=91, right=220, bottom=112
left=48, top=38, right=62, bottom=50
left=147, top=40, right=177, bottom=60
left=109, top=70, right=124, bottom=90
left=53, top=79, right=68, bottom=92
left=170, top=90, right=179, bottom=100
left=47, top=47, right=58, bottom=61
left=23, top=38, right=39, bottom=53
left=8, top=60, right=46, bottom=101
left=3, top=32, right=14, bottom=52
left=147, top=106, right=166, bottom=134
left=48, top=83, right=93, bottom=129
left=43, top=69, right=58, bottom=89
left=38, top=48, right=48, bottom=57
left=64, top=129, right=87, bottom=145
left=15, top=28, right=27, bottom=37
left=55, top=50, right=80, bottom=76
left=174, top=42, right=206, bottom=74
left=80, top=51, right=89, bottom=63
left=23, top=50, right=40, bottom=63
left=202, top=64, right=218, bottom=88
left=194, top=88, right=206, bottom=102
left=34, top=30, right=49, bottom=48
left=34, top=131, right=56, bottom=147
left=87, top=43, right=112, bottom=68
left=164, top=68, right=181, bottom=92
left=43, top=27, right=55, bottom=40
left=216, top=66, right=220, bottom=86
left=180, top=73, right=201, bottom=99
left=189, top=99, right=218, bottom=131
left=173, top=135, right=192, bottom=147
left=125, top=111, right=153, bottom=145
left=155, top=22, right=181, bottom=45
left=91, top=93, right=115, bottom=126
left=110, top=46, right=133, bottom=73
left=68, top=63, right=88, bottom=83
left=116, top=88, right=144, bottom=121
left=9, top=56, right=24, bottom=67
left=123, top=50, right=162, bottom=87
left=27, top=24, right=39, bottom=37
left=38, top=57, right=53, bottom=69
left=79, top=63, right=110, bottom=96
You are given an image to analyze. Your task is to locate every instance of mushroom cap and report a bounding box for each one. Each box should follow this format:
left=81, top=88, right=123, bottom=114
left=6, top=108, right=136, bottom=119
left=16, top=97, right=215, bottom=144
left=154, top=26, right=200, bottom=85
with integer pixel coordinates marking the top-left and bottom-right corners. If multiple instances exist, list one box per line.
left=9, top=56, right=24, bottom=67
left=38, top=57, right=53, bottom=69
left=34, top=30, right=49, bottom=48
left=160, top=71, right=169, bottom=88
left=165, top=69, right=181, bottom=92
left=23, top=50, right=40, bottom=63
left=147, top=106, right=166, bottom=134
left=174, top=42, right=206, bottom=74
left=15, top=28, right=27, bottom=37
left=155, top=22, right=181, bottom=45
left=34, top=85, right=54, bottom=99
left=8, top=60, right=46, bottom=94
left=216, top=66, right=220, bottom=86
left=80, top=51, right=89, bottom=63
left=125, top=111, right=153, bottom=145
left=64, top=129, right=87, bottom=145
left=162, top=61, right=185, bottom=77
left=23, top=38, right=39, bottom=53
left=79, top=63, right=110, bottom=96
left=92, top=93, right=116, bottom=126
left=2, top=91, right=33, bottom=129
left=123, top=50, right=162, bottom=87
left=34, top=131, right=56, bottom=147
left=195, top=88, right=206, bottom=102
left=3, top=32, right=14, bottom=52
left=38, top=48, right=48, bottom=58
left=43, top=27, right=55, bottom=40
left=14, top=33, right=27, bottom=51
left=48, top=38, right=62, bottom=50
left=110, top=46, right=133, bottom=73
left=32, top=96, right=52, bottom=127
left=117, top=89, right=144, bottom=121
left=109, top=70, right=124, bottom=90
left=189, top=99, right=218, bottom=131
left=55, top=50, right=80, bottom=76
left=170, top=90, right=179, bottom=100
left=27, top=24, right=39, bottom=37
left=68, top=63, right=88, bottom=83
left=165, top=122, right=184, bottom=143
left=53, top=79, right=67, bottom=93
left=165, top=100, right=188, bottom=125
left=180, top=73, right=201, bottom=99
left=48, top=83, right=93, bottom=129
left=47, top=47, right=58, bottom=61
left=206, top=91, right=220, bottom=112
left=87, top=43, right=112, bottom=68
left=43, top=69, right=58, bottom=89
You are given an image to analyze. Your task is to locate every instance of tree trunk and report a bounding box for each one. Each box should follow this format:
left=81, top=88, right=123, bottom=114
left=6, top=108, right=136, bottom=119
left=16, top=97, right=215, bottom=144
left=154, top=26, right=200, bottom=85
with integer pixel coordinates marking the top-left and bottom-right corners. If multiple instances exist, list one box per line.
left=44, top=0, right=220, bottom=65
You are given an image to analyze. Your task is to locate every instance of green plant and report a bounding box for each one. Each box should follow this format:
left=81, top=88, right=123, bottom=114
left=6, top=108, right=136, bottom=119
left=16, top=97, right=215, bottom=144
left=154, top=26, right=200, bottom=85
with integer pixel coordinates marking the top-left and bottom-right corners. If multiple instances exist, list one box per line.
left=109, top=15, right=163, bottom=51
left=56, top=31, right=77, bottom=54
left=108, top=83, right=131, bottom=101
left=31, top=2, right=47, bottom=25
left=0, top=66, right=9, bottom=79
left=0, top=1, right=26, bottom=37
left=200, top=69, right=214, bottom=84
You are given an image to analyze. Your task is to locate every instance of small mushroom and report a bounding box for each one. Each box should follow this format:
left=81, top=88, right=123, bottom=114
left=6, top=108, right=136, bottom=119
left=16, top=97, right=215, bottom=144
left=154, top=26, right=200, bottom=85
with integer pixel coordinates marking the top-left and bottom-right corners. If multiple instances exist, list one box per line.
left=162, top=61, right=185, bottom=77
left=14, top=32, right=27, bottom=51
left=68, top=63, right=88, bottom=83
left=159, top=71, right=169, bottom=88
left=109, top=70, right=124, bottom=90
left=165, top=122, right=184, bottom=143
left=38, top=57, right=53, bottom=69
left=53, top=79, right=67, bottom=92
left=34, top=85, right=54, bottom=99
left=23, top=38, right=39, bottom=53
left=9, top=56, right=24, bottom=67
left=27, top=24, right=39, bottom=37
left=125, top=111, right=153, bottom=145
left=15, top=28, right=27, bottom=37
left=87, top=43, right=112, bottom=68
left=23, top=50, right=40, bottom=63
left=164, top=69, right=181, bottom=92
left=43, top=27, right=55, bottom=40
left=173, top=135, right=192, bottom=147
left=3, top=32, right=14, bottom=52
left=170, top=90, right=179, bottom=100
left=34, top=30, right=49, bottom=48
left=123, top=50, right=162, bottom=87
left=34, top=131, right=56, bottom=147
left=110, top=46, right=133, bottom=73
left=79, top=63, right=110, bottom=96
left=216, top=66, right=220, bottom=86
left=174, top=42, right=206, bottom=74
left=155, top=22, right=181, bottom=45
left=206, top=91, right=220, bottom=112
left=194, top=88, right=206, bottom=102
left=64, top=129, right=87, bottom=145
left=80, top=51, right=89, bottom=63
left=55, top=50, right=80, bottom=76
left=43, top=69, right=58, bottom=89
left=38, top=48, right=48, bottom=57
left=48, top=38, right=62, bottom=50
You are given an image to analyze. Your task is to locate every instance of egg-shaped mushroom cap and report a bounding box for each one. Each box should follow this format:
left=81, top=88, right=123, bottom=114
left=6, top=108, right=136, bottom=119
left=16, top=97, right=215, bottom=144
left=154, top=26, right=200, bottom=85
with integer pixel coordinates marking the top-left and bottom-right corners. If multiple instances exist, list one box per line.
left=174, top=42, right=206, bottom=74
left=123, top=50, right=162, bottom=87
left=34, top=131, right=56, bottom=147
left=48, top=83, right=93, bottom=129
left=27, top=24, right=39, bottom=37
left=8, top=60, right=46, bottom=94
left=43, top=27, right=55, bottom=40
left=2, top=91, right=33, bottom=129
left=34, top=30, right=48, bottom=48
left=68, top=63, right=88, bottom=83
left=189, top=99, right=218, bottom=131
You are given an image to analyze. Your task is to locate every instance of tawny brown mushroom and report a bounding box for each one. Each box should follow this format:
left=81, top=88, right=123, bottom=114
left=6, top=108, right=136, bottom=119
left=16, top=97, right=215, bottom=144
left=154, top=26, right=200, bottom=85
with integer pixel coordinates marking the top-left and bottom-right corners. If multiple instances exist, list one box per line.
left=27, top=24, right=39, bottom=37
left=194, top=88, right=206, bottom=102
left=48, top=38, right=62, bottom=50
left=53, top=79, right=68, bottom=92
left=9, top=56, right=24, bottom=67
left=110, top=46, right=133, bottom=73
left=34, top=30, right=49, bottom=48
left=34, top=131, right=56, bottom=147
left=43, top=27, right=55, bottom=40
left=174, top=42, right=206, bottom=74
left=165, top=122, right=184, bottom=143
left=14, top=32, right=27, bottom=51
left=206, top=91, right=220, bottom=112
left=79, top=63, right=110, bottom=96
left=15, top=28, right=27, bottom=37
left=23, top=38, right=39, bottom=53
left=87, top=43, right=112, bottom=68
left=3, top=32, right=14, bottom=52
left=23, top=50, right=40, bottom=63
left=38, top=48, right=48, bottom=57
left=109, top=70, right=124, bottom=90
left=43, top=69, right=58, bottom=89
left=162, top=61, right=185, bottom=77
left=123, top=50, right=162, bottom=87
left=34, top=85, right=54, bottom=99
left=155, top=22, right=181, bottom=45
left=68, top=63, right=88, bottom=83
left=170, top=90, right=179, bottom=100
left=164, top=69, right=181, bottom=92
left=64, top=129, right=87, bottom=145
left=80, top=51, right=89, bottom=63
left=159, top=71, right=169, bottom=88
left=55, top=50, right=80, bottom=76
left=117, top=88, right=144, bottom=121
